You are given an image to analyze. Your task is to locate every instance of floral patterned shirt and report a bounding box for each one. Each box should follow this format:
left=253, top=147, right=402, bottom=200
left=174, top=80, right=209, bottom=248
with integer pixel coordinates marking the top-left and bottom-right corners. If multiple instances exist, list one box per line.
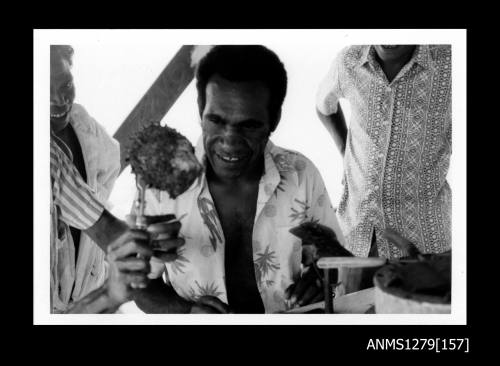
left=134, top=139, right=345, bottom=313
left=316, top=45, right=452, bottom=258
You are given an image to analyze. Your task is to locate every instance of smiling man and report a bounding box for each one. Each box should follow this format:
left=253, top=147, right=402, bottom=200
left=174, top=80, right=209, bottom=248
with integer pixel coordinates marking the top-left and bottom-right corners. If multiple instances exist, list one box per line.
left=132, top=45, right=346, bottom=314
left=49, top=45, right=184, bottom=313
left=50, top=45, right=121, bottom=312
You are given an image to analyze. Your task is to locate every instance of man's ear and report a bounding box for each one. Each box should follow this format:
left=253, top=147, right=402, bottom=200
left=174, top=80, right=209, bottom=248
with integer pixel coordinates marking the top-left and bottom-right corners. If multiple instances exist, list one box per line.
left=197, top=95, right=205, bottom=120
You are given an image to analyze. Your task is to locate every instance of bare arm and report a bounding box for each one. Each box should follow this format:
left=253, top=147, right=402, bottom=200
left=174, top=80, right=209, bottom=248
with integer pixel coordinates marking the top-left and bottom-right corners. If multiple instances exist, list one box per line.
left=133, top=278, right=192, bottom=314
left=316, top=103, right=348, bottom=157
left=65, top=284, right=122, bottom=314
left=84, top=209, right=129, bottom=252
left=65, top=229, right=152, bottom=313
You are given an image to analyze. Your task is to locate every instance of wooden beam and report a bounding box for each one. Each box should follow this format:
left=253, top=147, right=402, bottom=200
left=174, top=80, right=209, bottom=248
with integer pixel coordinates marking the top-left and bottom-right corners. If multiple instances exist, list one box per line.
left=113, top=45, right=196, bottom=172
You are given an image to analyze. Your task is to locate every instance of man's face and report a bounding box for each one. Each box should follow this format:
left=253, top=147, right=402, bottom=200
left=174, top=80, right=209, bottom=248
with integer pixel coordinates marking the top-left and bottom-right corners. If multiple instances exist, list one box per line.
left=50, top=58, right=75, bottom=132
left=201, top=75, right=274, bottom=181
left=374, top=45, right=415, bottom=63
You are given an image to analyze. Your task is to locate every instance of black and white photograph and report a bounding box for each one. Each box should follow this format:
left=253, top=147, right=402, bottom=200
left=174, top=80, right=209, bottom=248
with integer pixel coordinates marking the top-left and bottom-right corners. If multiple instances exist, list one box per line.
left=33, top=29, right=466, bottom=327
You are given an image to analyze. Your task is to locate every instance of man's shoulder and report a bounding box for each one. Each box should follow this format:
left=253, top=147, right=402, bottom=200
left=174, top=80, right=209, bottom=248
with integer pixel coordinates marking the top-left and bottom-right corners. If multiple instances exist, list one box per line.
left=71, top=104, right=108, bottom=135
left=269, top=144, right=321, bottom=178
left=337, top=45, right=366, bottom=67
left=428, top=45, right=452, bottom=63
left=71, top=104, right=118, bottom=147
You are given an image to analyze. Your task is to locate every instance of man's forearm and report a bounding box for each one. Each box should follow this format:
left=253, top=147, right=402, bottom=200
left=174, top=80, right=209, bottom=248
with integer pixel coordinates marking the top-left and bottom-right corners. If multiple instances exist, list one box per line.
left=316, top=104, right=348, bottom=156
left=65, top=283, right=121, bottom=314
left=133, top=278, right=192, bottom=313
left=85, top=209, right=129, bottom=251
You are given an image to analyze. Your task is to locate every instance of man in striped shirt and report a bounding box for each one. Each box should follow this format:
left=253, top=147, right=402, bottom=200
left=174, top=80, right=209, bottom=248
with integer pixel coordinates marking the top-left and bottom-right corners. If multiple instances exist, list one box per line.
left=50, top=139, right=184, bottom=313
left=50, top=45, right=121, bottom=311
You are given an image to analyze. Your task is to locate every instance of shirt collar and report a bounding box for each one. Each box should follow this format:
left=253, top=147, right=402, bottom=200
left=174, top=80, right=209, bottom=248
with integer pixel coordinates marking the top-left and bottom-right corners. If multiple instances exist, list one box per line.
left=412, top=45, right=431, bottom=70
left=358, top=45, right=431, bottom=71
left=358, top=45, right=372, bottom=67
left=69, top=104, right=97, bottom=135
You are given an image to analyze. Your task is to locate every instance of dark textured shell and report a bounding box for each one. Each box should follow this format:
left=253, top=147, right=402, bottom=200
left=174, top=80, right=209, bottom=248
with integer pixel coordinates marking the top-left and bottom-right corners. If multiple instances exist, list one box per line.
left=127, top=123, right=203, bottom=198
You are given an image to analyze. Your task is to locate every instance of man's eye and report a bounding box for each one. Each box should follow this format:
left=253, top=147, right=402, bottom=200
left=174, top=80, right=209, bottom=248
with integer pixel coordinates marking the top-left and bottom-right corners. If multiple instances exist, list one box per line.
left=207, top=116, right=222, bottom=125
left=242, top=121, right=262, bottom=129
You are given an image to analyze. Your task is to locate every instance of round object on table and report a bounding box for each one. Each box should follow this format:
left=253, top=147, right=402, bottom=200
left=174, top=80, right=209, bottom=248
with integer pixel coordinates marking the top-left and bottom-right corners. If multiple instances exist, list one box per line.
left=373, top=253, right=451, bottom=314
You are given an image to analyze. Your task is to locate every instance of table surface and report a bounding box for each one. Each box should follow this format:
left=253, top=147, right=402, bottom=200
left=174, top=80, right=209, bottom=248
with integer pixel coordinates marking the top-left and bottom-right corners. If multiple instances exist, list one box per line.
left=284, top=287, right=375, bottom=314
left=317, top=257, right=386, bottom=269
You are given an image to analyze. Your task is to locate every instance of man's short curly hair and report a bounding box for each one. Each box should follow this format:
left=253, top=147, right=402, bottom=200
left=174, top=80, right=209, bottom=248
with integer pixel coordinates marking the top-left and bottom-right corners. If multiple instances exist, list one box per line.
left=195, top=45, right=287, bottom=132
left=50, top=45, right=74, bottom=67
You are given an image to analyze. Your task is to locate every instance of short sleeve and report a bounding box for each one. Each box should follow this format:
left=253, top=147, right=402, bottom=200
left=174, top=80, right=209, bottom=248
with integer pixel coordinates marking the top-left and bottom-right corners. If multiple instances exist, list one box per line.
left=305, top=160, right=347, bottom=247
left=316, top=52, right=344, bottom=116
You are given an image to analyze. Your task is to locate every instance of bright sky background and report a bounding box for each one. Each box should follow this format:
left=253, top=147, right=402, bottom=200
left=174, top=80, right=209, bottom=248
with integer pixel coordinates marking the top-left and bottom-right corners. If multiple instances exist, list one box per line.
left=71, top=42, right=350, bottom=220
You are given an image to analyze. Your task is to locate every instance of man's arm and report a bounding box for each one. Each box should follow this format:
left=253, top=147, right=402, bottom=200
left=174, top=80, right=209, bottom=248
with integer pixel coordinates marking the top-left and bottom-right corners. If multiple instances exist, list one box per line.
left=133, top=278, right=231, bottom=314
left=85, top=209, right=128, bottom=252
left=285, top=158, right=348, bottom=307
left=316, top=104, right=348, bottom=157
left=51, top=138, right=125, bottom=252
left=65, top=229, right=152, bottom=313
left=65, top=284, right=122, bottom=314
left=133, top=278, right=192, bottom=313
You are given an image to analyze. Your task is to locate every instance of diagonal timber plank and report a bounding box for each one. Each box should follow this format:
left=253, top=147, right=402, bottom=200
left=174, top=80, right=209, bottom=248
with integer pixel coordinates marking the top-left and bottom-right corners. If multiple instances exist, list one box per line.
left=113, top=45, right=196, bottom=172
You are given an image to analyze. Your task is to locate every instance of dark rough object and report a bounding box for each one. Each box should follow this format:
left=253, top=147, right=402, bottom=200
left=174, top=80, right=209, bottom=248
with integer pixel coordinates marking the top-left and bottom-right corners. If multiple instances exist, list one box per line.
left=374, top=251, right=451, bottom=304
left=127, top=123, right=203, bottom=198
left=289, top=222, right=353, bottom=266
left=113, top=46, right=195, bottom=172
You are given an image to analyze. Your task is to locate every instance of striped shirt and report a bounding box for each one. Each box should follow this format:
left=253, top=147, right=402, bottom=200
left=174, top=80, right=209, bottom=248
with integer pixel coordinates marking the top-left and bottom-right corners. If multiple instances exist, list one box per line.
left=50, top=137, right=105, bottom=312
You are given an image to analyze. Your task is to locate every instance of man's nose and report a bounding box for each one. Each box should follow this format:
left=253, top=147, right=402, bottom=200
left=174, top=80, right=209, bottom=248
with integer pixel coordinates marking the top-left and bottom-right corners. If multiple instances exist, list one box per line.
left=51, top=95, right=63, bottom=106
left=50, top=90, right=67, bottom=106
left=220, top=127, right=244, bottom=147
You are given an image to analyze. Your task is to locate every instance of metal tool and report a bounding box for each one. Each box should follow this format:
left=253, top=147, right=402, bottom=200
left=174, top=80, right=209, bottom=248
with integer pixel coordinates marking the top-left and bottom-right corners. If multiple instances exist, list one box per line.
left=317, top=257, right=386, bottom=313
left=134, top=175, right=148, bottom=230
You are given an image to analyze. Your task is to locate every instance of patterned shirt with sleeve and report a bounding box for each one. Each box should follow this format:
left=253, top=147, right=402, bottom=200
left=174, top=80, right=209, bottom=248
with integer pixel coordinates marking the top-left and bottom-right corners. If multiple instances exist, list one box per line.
left=64, top=104, right=121, bottom=304
left=316, top=45, right=452, bottom=258
left=50, top=137, right=105, bottom=313
left=132, top=138, right=346, bottom=313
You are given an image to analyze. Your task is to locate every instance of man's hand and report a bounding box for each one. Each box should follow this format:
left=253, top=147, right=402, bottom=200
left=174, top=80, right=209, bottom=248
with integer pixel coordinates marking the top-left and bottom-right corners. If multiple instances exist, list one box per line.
left=285, top=265, right=324, bottom=308
left=382, top=228, right=421, bottom=258
left=105, top=229, right=153, bottom=306
left=289, top=222, right=353, bottom=266
left=126, top=214, right=185, bottom=262
left=189, top=296, right=232, bottom=314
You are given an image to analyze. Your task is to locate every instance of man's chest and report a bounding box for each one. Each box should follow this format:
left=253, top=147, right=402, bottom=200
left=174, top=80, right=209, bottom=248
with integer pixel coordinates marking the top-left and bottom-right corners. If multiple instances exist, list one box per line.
left=54, top=125, right=87, bottom=181
left=347, top=65, right=449, bottom=124
left=209, top=185, right=258, bottom=246
left=345, top=68, right=450, bottom=157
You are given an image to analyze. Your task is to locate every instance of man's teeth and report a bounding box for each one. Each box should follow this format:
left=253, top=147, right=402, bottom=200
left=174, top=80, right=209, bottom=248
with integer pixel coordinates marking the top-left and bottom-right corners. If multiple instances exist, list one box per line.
left=51, top=111, right=67, bottom=118
left=218, top=154, right=243, bottom=162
